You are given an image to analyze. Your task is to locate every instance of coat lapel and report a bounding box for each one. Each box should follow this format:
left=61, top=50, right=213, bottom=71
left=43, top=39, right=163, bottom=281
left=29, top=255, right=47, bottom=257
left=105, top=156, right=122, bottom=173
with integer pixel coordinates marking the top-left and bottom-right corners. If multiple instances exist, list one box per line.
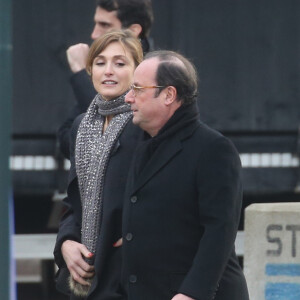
left=130, top=120, right=201, bottom=194
left=132, top=136, right=182, bottom=194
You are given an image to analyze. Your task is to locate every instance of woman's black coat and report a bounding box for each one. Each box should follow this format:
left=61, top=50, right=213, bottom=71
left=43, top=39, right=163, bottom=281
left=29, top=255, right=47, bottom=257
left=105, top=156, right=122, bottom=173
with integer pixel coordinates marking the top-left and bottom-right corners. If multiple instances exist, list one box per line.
left=121, top=117, right=249, bottom=300
left=54, top=114, right=143, bottom=299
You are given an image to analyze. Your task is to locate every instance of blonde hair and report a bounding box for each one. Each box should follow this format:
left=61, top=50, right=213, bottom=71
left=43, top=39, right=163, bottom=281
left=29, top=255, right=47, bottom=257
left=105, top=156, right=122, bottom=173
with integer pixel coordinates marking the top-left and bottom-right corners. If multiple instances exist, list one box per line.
left=86, top=29, right=143, bottom=75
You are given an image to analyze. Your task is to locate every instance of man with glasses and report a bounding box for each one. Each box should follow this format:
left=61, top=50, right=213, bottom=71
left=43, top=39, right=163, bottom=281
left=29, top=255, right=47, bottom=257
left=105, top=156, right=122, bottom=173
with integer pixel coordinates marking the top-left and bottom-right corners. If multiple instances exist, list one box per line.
left=123, top=50, right=249, bottom=300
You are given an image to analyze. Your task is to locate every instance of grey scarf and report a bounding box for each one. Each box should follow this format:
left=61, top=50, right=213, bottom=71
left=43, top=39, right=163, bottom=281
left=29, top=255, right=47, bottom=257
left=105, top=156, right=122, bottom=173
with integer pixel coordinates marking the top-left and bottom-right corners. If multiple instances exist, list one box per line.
left=70, top=92, right=132, bottom=297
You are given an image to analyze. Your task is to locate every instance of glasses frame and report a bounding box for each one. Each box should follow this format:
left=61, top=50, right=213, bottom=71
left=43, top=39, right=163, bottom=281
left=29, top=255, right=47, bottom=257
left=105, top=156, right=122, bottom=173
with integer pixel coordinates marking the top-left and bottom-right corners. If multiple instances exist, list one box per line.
left=130, top=84, right=166, bottom=96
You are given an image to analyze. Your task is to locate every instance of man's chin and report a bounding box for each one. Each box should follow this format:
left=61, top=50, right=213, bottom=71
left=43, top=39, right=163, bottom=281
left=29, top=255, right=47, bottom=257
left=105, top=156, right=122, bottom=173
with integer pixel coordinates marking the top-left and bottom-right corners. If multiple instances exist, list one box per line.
left=133, top=119, right=144, bottom=131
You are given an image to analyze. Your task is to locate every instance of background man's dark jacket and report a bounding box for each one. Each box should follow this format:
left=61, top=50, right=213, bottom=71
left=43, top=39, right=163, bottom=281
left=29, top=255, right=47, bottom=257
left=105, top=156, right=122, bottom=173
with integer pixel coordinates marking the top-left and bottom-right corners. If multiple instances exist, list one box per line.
left=57, top=72, right=95, bottom=159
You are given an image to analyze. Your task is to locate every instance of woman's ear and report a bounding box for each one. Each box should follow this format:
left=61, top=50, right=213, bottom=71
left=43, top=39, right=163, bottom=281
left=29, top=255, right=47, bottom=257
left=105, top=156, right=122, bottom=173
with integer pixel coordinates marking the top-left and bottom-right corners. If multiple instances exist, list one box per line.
left=128, top=24, right=142, bottom=37
left=164, top=86, right=177, bottom=105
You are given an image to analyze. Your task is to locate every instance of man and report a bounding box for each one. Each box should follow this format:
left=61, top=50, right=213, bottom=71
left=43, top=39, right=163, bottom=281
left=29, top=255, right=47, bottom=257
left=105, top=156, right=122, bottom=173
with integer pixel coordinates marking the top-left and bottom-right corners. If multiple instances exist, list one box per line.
left=58, top=0, right=153, bottom=158
left=123, top=51, right=249, bottom=300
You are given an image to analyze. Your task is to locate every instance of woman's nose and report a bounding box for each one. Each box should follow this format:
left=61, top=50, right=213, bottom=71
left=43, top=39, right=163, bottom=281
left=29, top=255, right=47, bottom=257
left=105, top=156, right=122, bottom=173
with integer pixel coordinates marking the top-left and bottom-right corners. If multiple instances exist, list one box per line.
left=104, top=63, right=113, bottom=75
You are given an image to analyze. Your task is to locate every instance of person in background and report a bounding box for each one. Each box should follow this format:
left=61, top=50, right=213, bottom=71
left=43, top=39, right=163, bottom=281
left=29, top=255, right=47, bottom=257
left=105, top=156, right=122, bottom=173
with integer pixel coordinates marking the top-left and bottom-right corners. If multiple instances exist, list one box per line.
left=54, top=30, right=143, bottom=299
left=122, top=50, right=249, bottom=300
left=58, top=0, right=153, bottom=159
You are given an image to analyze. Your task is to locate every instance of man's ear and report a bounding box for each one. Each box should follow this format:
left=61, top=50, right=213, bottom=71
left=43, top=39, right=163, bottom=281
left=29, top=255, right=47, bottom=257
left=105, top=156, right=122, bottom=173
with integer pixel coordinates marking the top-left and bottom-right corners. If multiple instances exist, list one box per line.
left=128, top=24, right=142, bottom=37
left=164, top=86, right=177, bottom=105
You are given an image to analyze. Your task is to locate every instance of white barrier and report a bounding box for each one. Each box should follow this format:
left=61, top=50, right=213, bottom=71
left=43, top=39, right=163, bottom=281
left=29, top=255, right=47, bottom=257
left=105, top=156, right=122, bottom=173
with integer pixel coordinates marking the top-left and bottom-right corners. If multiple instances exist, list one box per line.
left=9, top=153, right=299, bottom=171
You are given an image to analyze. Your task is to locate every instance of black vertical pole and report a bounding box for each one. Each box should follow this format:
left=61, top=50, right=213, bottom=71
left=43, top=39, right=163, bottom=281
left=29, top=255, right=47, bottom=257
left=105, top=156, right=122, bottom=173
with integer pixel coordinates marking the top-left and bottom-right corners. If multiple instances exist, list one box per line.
left=0, top=0, right=12, bottom=299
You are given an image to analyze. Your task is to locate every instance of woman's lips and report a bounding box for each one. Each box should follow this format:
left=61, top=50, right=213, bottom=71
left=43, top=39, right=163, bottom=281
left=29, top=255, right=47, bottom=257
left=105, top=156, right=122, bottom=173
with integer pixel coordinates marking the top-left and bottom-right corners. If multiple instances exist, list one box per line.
left=102, top=80, right=117, bottom=85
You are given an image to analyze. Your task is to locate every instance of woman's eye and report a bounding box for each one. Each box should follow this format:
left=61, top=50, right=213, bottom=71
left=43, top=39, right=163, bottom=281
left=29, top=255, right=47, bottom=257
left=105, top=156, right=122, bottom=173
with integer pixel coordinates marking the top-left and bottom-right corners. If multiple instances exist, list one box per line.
left=116, top=62, right=125, bottom=67
left=95, top=61, right=105, bottom=66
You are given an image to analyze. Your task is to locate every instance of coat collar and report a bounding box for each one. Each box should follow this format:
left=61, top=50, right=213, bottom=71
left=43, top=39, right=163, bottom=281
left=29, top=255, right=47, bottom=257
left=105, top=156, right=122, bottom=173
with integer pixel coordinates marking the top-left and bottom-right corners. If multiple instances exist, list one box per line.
left=131, top=119, right=200, bottom=194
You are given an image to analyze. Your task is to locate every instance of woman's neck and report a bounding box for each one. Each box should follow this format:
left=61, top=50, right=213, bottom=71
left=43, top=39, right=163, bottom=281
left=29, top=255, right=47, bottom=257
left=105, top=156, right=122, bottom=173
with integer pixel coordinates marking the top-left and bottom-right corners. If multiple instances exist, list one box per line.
left=103, top=115, right=113, bottom=132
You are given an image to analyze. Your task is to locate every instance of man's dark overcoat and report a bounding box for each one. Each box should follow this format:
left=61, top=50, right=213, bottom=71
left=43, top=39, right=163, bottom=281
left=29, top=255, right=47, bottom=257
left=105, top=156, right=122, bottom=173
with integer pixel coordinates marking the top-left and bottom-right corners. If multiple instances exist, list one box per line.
left=121, top=103, right=249, bottom=300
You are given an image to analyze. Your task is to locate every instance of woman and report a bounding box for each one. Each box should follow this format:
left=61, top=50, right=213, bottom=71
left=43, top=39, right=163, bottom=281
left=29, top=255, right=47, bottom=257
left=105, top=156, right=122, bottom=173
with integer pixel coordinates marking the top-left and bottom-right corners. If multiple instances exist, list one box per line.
left=54, top=30, right=143, bottom=300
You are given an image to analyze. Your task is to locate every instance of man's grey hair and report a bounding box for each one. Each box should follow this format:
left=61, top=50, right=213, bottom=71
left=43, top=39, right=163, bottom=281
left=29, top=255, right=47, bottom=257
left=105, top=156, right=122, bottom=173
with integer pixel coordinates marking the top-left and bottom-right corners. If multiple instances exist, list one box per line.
left=145, top=50, right=198, bottom=105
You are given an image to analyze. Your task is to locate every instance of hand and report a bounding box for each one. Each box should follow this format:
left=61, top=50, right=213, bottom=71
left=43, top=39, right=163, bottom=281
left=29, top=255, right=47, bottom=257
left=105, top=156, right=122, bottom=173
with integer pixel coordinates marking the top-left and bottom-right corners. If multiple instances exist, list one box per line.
left=113, top=238, right=123, bottom=247
left=61, top=240, right=95, bottom=286
left=171, top=294, right=195, bottom=300
left=66, top=43, right=90, bottom=73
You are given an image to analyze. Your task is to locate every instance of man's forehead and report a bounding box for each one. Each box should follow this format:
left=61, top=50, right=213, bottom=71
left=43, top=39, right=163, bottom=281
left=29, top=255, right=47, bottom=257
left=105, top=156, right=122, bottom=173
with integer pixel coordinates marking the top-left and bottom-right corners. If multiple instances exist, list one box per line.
left=134, top=58, right=159, bottom=83
left=95, top=7, right=119, bottom=21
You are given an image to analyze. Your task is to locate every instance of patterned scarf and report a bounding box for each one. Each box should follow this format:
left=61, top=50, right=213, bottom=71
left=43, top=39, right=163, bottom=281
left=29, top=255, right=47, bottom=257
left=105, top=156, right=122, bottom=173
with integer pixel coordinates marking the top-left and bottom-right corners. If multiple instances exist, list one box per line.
left=70, top=92, right=132, bottom=297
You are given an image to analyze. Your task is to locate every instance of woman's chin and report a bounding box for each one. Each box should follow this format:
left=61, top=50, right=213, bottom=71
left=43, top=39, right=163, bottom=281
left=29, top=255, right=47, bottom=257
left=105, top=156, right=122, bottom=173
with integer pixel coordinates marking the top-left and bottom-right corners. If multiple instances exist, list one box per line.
left=100, top=94, right=115, bottom=101
left=100, top=92, right=121, bottom=101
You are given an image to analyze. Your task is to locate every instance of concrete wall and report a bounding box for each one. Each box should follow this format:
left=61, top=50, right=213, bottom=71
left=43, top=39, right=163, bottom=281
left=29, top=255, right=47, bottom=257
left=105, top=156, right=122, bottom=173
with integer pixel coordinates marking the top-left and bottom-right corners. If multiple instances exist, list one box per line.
left=244, top=203, right=300, bottom=300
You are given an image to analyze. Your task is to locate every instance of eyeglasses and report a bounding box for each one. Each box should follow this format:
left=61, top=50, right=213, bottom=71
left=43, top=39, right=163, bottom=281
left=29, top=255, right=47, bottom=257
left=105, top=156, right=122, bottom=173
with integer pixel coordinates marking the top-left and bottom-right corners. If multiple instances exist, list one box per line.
left=130, top=84, right=165, bottom=96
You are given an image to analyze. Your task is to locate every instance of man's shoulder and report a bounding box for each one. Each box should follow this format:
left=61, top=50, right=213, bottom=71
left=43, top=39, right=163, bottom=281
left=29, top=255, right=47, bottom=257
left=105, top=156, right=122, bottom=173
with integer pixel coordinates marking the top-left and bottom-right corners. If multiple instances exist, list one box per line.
left=190, top=121, right=236, bottom=150
left=193, top=122, right=239, bottom=157
left=193, top=121, right=224, bottom=141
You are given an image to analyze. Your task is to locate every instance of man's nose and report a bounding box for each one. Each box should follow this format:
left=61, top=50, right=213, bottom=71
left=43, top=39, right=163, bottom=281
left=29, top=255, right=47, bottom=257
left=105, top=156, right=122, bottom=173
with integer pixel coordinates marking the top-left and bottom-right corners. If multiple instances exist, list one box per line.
left=91, top=26, right=101, bottom=40
left=125, top=89, right=134, bottom=103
